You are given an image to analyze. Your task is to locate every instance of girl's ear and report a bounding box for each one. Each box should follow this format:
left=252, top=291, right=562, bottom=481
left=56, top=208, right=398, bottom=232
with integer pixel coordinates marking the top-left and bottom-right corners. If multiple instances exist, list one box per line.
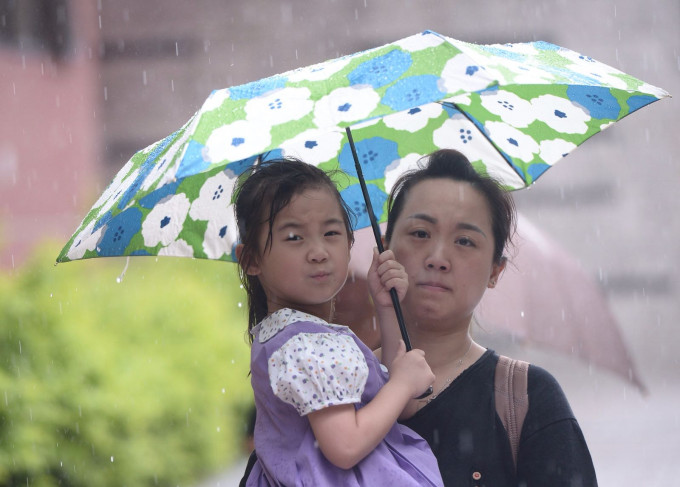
left=235, top=244, right=261, bottom=276
left=488, top=256, right=507, bottom=288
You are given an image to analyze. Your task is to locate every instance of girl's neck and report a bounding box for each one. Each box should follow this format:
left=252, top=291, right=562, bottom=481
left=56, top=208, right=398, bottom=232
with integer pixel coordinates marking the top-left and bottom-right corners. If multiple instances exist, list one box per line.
left=267, top=301, right=334, bottom=323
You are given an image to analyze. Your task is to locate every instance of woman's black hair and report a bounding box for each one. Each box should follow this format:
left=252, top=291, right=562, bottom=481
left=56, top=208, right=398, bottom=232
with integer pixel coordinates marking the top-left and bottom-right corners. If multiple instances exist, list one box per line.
left=233, top=157, right=355, bottom=340
left=385, top=149, right=516, bottom=265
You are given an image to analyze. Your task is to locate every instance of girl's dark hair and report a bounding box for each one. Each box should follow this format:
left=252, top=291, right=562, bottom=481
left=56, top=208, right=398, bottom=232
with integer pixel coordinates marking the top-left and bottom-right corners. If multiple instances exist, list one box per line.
left=385, top=149, right=516, bottom=265
left=233, top=157, right=355, bottom=340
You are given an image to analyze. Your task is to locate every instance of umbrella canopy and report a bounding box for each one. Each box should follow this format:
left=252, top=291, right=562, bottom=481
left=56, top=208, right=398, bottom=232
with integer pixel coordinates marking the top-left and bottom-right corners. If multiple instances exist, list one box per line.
left=338, top=219, right=646, bottom=391
left=57, top=30, right=669, bottom=264
left=475, top=215, right=646, bottom=392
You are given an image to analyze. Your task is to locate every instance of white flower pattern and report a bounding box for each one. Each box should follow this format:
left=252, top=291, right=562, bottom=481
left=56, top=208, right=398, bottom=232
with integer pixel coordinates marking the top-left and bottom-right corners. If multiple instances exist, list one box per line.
left=531, top=94, right=590, bottom=134
left=313, top=85, right=381, bottom=127
left=204, top=120, right=272, bottom=163
left=141, top=193, right=191, bottom=247
left=189, top=170, right=239, bottom=259
left=245, top=87, right=313, bottom=126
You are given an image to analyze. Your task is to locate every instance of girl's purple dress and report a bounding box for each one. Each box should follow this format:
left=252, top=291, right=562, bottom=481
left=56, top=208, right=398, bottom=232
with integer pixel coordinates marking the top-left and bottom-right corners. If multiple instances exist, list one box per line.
left=246, top=308, right=443, bottom=486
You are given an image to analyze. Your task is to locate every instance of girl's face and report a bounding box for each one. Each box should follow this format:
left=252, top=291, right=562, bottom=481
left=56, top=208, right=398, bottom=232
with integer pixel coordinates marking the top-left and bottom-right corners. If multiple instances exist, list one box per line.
left=245, top=187, right=351, bottom=318
left=386, top=178, right=505, bottom=332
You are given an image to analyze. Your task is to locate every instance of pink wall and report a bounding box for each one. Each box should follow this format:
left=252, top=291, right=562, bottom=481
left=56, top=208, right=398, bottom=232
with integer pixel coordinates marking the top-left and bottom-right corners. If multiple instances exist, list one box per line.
left=0, top=0, right=100, bottom=269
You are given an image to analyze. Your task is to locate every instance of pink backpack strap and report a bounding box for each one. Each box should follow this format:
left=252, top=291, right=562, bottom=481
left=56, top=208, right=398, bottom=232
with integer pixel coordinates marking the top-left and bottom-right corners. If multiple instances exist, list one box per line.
left=494, top=355, right=530, bottom=469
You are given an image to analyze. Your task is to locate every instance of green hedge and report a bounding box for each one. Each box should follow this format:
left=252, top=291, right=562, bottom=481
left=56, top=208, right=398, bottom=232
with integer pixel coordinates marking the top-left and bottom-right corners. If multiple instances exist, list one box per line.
left=0, top=244, right=252, bottom=486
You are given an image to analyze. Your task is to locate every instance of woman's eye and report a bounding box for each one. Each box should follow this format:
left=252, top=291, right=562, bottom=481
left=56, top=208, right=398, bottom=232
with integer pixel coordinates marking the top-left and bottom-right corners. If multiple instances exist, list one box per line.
left=411, top=229, right=429, bottom=239
left=285, top=233, right=302, bottom=241
left=325, top=230, right=342, bottom=237
left=456, top=236, right=475, bottom=247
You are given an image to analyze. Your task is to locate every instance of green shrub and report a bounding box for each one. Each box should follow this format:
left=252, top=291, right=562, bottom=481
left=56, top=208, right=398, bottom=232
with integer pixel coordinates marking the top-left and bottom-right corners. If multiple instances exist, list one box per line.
left=0, top=244, right=252, bottom=486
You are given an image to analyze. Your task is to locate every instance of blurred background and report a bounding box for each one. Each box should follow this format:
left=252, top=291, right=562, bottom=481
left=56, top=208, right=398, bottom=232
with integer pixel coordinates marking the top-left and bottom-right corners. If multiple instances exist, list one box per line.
left=1, top=0, right=677, bottom=485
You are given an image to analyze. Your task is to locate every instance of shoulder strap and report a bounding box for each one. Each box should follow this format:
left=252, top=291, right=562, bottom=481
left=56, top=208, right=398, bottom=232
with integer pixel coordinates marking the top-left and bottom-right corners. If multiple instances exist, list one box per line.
left=494, top=355, right=529, bottom=469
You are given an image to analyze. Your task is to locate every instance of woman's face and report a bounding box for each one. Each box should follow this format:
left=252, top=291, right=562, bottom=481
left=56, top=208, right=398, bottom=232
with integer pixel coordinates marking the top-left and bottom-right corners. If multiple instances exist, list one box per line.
left=386, top=178, right=505, bottom=331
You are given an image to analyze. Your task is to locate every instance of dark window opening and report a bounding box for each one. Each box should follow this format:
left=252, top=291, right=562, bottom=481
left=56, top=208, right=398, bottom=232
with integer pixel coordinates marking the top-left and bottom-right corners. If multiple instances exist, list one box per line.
left=0, top=0, right=71, bottom=60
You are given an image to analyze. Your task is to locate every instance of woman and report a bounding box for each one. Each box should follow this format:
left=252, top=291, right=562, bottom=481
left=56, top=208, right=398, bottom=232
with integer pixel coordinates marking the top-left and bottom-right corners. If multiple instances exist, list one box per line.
left=382, top=149, right=597, bottom=486
left=241, top=149, right=597, bottom=486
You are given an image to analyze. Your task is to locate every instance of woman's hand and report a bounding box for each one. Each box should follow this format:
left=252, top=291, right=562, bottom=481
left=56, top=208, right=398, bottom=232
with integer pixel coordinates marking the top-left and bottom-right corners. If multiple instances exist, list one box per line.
left=367, top=248, right=408, bottom=309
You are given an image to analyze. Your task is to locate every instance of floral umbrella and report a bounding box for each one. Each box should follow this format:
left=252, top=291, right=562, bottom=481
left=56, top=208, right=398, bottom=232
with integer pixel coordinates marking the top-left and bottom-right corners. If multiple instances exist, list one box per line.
left=57, top=30, right=669, bottom=264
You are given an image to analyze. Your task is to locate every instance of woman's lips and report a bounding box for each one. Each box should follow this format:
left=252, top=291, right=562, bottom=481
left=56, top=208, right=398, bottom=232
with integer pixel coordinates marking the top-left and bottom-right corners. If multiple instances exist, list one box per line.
left=417, top=281, right=450, bottom=292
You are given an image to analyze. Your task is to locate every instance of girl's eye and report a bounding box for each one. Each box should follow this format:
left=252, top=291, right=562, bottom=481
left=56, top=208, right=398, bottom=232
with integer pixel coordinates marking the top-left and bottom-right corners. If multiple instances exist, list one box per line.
left=286, top=233, right=302, bottom=241
left=411, top=229, right=429, bottom=239
left=325, top=230, right=342, bottom=237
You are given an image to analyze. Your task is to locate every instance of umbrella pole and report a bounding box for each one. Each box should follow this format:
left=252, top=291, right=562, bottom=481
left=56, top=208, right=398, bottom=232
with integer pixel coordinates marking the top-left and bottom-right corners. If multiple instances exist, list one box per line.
left=345, top=128, right=432, bottom=399
left=344, top=127, right=413, bottom=351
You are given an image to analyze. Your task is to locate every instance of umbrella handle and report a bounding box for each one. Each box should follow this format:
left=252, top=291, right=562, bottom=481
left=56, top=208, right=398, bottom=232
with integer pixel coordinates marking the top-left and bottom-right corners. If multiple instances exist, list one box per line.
left=344, top=127, right=432, bottom=399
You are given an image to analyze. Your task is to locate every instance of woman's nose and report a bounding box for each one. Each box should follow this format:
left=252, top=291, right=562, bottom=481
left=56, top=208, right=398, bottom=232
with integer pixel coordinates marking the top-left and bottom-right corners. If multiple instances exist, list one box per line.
left=425, top=246, right=450, bottom=271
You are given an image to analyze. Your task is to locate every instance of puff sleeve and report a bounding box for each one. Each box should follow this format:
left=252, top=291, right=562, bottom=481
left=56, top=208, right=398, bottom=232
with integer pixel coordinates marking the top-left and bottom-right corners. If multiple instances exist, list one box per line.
left=268, top=332, right=369, bottom=416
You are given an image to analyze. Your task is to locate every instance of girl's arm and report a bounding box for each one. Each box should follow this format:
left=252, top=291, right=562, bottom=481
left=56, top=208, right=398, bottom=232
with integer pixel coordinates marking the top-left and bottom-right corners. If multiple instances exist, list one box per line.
left=307, top=340, right=432, bottom=469
left=307, top=250, right=433, bottom=470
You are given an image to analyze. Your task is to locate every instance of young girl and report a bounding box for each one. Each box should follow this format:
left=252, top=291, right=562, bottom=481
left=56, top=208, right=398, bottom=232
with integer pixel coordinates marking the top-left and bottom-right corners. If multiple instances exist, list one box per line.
left=233, top=158, right=443, bottom=486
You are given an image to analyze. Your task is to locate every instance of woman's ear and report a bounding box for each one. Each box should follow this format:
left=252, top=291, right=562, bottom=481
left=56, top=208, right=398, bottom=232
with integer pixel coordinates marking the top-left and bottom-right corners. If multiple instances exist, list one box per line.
left=488, top=256, right=507, bottom=288
left=235, top=244, right=260, bottom=276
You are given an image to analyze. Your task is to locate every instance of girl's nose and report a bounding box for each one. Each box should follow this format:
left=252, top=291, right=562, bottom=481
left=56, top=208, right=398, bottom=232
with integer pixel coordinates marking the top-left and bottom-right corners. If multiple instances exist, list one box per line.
left=308, top=241, right=329, bottom=263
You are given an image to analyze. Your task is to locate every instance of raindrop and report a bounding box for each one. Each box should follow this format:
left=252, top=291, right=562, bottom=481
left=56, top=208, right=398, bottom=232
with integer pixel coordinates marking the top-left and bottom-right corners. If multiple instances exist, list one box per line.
left=238, top=302, right=243, bottom=308
left=12, top=82, right=15, bottom=95
left=98, top=15, right=102, bottom=29
left=110, top=456, right=114, bottom=462
left=372, top=316, right=376, bottom=331
left=103, top=86, right=108, bottom=101
left=216, top=426, right=221, bottom=432
left=117, top=256, right=131, bottom=283
left=175, top=41, right=179, bottom=57
left=18, top=340, right=21, bottom=354
left=142, top=70, right=148, bottom=86
left=520, top=311, right=524, bottom=318
left=171, top=79, right=175, bottom=92
left=4, top=391, right=8, bottom=406
left=221, top=388, right=226, bottom=394
left=50, top=293, right=53, bottom=298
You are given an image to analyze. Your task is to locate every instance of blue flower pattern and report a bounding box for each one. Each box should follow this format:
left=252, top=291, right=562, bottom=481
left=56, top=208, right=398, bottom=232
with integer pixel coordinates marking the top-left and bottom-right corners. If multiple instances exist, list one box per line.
left=566, top=85, right=620, bottom=119
left=228, top=75, right=287, bottom=100
left=98, top=207, right=143, bottom=256
left=338, top=137, right=398, bottom=181
left=347, top=49, right=412, bottom=88
left=382, top=75, right=445, bottom=111
left=340, top=184, right=388, bottom=230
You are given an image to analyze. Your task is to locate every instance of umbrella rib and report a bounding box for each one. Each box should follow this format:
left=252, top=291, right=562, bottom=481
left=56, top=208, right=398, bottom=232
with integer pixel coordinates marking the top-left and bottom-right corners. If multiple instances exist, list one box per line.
left=444, top=101, right=527, bottom=186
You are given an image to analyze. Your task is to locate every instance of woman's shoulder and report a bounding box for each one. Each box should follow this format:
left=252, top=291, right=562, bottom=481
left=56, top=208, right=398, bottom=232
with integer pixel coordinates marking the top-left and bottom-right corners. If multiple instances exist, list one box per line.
left=489, top=351, right=575, bottom=420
